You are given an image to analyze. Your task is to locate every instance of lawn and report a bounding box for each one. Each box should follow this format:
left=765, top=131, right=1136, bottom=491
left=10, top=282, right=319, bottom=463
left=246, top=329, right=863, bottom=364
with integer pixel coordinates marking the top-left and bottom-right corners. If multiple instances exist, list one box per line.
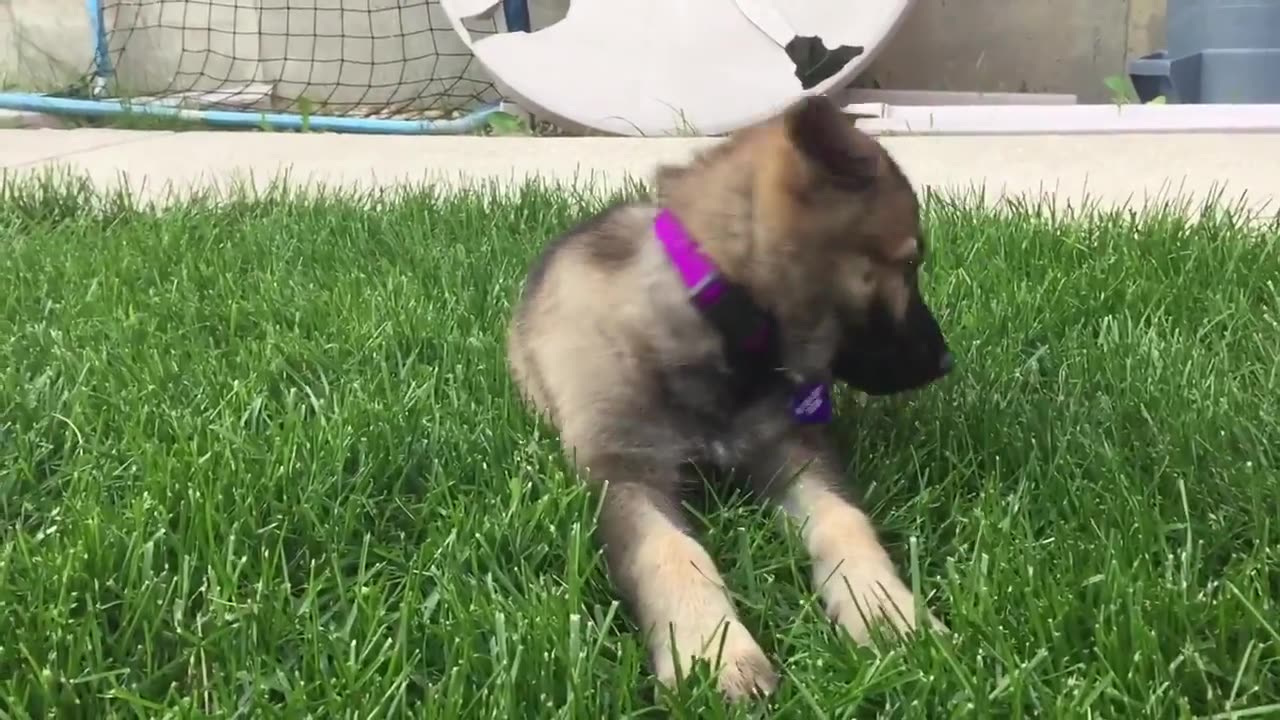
left=1, top=176, right=1278, bottom=719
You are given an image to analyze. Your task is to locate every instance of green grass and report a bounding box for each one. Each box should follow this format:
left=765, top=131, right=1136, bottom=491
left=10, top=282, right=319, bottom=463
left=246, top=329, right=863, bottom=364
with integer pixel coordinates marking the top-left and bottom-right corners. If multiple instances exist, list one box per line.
left=1, top=175, right=1278, bottom=719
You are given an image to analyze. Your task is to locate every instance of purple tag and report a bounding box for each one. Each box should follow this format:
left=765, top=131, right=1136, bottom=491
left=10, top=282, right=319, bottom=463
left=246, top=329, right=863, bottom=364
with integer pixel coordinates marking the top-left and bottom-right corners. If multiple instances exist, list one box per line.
left=791, top=382, right=833, bottom=424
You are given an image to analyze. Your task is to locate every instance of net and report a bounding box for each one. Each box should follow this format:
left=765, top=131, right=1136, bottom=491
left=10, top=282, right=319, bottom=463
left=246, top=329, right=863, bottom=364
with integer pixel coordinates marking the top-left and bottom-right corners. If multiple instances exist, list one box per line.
left=81, top=0, right=511, bottom=121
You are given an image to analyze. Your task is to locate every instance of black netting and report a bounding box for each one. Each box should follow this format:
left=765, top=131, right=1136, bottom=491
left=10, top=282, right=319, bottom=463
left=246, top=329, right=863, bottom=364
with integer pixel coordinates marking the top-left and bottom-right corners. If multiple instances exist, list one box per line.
left=82, top=0, right=509, bottom=120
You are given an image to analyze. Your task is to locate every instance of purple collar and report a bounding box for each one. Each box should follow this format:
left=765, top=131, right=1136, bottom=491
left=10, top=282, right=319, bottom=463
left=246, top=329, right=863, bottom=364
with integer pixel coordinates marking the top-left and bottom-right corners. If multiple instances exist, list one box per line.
left=654, top=209, right=832, bottom=425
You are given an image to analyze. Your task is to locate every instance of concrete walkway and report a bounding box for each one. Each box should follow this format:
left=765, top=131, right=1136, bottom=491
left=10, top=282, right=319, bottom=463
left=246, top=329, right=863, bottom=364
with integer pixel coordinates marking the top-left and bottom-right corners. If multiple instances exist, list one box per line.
left=2, top=128, right=1279, bottom=216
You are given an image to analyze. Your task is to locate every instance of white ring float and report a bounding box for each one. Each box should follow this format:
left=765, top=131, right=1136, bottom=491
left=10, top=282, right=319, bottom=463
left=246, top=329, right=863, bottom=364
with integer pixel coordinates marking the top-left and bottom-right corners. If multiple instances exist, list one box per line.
left=441, top=0, right=916, bottom=136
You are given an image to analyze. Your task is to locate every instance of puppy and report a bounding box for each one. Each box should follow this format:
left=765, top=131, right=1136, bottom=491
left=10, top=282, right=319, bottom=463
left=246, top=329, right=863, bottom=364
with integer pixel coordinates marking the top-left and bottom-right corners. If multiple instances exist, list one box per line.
left=506, top=95, right=953, bottom=699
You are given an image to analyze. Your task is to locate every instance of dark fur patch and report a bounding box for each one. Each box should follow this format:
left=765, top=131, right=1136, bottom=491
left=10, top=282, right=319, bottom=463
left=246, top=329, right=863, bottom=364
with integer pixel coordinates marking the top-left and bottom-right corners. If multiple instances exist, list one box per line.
left=653, top=359, right=739, bottom=442
left=876, top=151, right=918, bottom=209
left=519, top=203, right=630, bottom=306
left=580, top=223, right=639, bottom=269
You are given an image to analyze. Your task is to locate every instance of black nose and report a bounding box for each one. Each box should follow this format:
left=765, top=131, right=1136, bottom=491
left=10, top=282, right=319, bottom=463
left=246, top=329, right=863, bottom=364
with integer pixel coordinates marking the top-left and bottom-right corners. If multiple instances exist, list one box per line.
left=938, top=351, right=954, bottom=375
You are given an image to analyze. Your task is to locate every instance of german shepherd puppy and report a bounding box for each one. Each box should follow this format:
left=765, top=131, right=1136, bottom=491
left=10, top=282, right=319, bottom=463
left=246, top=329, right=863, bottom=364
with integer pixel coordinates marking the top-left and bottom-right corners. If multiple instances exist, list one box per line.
left=506, top=95, right=953, bottom=699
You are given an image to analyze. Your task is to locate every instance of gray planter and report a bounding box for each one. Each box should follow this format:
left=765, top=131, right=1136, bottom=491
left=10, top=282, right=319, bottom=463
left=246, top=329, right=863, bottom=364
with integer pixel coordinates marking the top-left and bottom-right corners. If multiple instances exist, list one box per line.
left=1128, top=0, right=1280, bottom=103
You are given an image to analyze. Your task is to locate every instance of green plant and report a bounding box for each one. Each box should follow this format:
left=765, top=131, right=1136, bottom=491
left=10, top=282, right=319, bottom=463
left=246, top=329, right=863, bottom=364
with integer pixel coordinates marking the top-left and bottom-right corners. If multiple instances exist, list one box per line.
left=1104, top=74, right=1168, bottom=105
left=485, top=110, right=534, bottom=136
left=296, top=96, right=316, bottom=132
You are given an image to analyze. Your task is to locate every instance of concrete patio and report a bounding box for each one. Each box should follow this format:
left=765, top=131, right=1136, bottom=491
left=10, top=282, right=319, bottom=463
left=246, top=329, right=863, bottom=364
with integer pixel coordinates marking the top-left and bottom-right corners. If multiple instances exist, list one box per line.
left=2, top=128, right=1279, bottom=217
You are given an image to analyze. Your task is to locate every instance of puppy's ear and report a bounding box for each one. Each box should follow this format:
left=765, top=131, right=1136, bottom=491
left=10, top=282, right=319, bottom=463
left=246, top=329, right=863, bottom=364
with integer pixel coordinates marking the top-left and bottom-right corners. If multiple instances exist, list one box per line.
left=783, top=95, right=876, bottom=191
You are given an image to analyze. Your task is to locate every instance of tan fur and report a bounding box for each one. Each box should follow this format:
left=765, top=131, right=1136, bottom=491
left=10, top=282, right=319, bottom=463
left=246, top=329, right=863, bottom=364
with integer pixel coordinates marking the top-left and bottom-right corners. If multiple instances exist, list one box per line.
left=778, top=442, right=948, bottom=643
left=616, top=483, right=776, bottom=697
left=506, top=96, right=948, bottom=700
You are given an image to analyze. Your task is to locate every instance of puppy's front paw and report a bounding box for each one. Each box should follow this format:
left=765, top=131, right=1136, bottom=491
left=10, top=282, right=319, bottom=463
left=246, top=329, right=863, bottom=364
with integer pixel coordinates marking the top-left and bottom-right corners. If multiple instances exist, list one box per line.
left=822, top=557, right=946, bottom=645
left=652, top=618, right=778, bottom=701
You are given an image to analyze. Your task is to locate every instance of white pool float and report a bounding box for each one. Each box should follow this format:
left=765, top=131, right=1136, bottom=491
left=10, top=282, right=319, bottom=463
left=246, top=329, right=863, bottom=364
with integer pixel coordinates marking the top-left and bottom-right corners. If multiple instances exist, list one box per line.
left=441, top=0, right=916, bottom=136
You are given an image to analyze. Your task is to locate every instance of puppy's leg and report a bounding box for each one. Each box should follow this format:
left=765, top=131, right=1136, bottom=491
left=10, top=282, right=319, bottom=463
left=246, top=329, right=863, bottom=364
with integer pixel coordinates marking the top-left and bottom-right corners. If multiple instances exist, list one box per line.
left=755, top=433, right=945, bottom=644
left=591, top=460, right=777, bottom=699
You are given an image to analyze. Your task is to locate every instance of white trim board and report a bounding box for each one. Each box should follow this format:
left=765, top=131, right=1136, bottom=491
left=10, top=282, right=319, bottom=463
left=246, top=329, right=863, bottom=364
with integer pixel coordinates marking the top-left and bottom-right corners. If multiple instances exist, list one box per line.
left=840, top=88, right=1079, bottom=106
left=843, top=103, right=1280, bottom=135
